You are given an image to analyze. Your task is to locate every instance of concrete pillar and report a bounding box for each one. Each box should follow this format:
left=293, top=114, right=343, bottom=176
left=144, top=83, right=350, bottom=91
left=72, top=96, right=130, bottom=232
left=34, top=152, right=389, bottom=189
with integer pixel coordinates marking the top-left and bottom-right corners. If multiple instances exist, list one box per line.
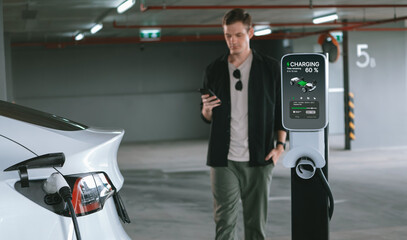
left=4, top=33, right=13, bottom=102
left=0, top=0, right=8, bottom=101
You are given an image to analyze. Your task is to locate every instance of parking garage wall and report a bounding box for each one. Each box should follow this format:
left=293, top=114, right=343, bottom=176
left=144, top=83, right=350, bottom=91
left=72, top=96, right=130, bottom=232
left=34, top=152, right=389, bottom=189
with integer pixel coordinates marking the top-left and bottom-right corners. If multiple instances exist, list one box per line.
left=348, top=23, right=407, bottom=149
left=11, top=40, right=287, bottom=142
left=293, top=23, right=407, bottom=149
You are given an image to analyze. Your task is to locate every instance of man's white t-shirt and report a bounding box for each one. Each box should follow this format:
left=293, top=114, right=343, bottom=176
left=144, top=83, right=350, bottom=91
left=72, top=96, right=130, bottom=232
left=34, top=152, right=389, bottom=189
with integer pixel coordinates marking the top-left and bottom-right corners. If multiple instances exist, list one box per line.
left=227, top=53, right=253, bottom=162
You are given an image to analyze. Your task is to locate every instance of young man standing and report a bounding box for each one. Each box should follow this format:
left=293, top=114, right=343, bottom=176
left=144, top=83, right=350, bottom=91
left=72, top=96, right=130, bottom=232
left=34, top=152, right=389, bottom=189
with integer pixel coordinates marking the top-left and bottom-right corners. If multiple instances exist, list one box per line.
left=200, top=8, right=287, bottom=240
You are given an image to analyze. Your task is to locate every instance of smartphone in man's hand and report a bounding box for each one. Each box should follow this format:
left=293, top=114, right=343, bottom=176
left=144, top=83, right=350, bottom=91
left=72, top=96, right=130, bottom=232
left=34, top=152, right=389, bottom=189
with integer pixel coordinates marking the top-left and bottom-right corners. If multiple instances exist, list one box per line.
left=198, top=88, right=215, bottom=96
left=198, top=88, right=221, bottom=104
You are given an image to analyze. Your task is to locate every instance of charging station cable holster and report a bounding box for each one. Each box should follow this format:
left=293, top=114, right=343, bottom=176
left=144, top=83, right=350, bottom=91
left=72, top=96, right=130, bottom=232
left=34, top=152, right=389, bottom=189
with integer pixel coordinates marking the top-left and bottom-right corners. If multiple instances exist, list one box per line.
left=283, top=131, right=326, bottom=179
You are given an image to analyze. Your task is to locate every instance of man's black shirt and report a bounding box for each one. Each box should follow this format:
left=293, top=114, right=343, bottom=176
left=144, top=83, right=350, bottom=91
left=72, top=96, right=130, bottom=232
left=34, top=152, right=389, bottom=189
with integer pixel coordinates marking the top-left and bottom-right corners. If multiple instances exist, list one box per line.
left=201, top=49, right=285, bottom=167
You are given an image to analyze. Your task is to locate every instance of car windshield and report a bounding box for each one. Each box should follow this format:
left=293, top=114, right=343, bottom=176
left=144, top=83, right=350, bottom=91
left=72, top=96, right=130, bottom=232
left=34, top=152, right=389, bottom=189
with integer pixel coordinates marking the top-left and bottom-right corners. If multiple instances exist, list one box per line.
left=0, top=100, right=88, bottom=131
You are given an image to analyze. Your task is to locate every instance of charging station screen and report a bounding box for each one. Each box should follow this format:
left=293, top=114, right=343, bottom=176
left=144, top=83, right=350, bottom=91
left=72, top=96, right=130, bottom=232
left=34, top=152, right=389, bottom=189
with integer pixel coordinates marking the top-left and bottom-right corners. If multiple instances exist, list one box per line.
left=281, top=54, right=327, bottom=130
left=290, top=101, right=319, bottom=119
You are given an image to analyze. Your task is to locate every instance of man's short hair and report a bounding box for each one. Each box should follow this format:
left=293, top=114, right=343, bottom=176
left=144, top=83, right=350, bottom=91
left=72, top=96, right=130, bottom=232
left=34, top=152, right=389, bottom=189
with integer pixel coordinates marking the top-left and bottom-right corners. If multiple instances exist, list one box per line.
left=222, top=8, right=252, bottom=30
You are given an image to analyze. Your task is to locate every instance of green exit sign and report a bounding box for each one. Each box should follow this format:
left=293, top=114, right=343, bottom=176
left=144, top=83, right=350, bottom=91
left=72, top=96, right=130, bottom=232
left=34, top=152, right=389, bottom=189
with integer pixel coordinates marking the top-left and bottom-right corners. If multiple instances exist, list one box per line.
left=330, top=31, right=343, bottom=43
left=140, top=28, right=161, bottom=41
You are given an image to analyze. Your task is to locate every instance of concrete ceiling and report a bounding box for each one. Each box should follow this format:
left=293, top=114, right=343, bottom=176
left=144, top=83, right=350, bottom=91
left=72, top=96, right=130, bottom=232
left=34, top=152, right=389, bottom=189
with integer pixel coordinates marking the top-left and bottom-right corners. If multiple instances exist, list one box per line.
left=3, top=0, right=407, bottom=46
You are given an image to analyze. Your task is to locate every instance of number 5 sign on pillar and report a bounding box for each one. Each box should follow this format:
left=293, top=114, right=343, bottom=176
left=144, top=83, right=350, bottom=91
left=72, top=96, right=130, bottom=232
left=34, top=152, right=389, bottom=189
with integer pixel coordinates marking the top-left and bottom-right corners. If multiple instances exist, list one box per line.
left=356, top=44, right=376, bottom=68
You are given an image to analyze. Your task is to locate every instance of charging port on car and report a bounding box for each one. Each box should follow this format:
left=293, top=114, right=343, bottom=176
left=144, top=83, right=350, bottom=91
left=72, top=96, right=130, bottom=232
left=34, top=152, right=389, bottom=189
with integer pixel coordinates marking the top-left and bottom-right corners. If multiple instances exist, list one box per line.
left=44, top=193, right=62, bottom=205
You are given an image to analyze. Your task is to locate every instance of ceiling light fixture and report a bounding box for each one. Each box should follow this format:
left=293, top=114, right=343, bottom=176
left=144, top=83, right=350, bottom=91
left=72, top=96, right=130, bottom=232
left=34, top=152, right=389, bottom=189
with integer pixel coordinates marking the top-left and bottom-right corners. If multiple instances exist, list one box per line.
left=75, top=33, right=84, bottom=41
left=117, top=0, right=136, bottom=14
left=313, top=13, right=339, bottom=24
left=253, top=25, right=272, bottom=36
left=90, top=23, right=103, bottom=34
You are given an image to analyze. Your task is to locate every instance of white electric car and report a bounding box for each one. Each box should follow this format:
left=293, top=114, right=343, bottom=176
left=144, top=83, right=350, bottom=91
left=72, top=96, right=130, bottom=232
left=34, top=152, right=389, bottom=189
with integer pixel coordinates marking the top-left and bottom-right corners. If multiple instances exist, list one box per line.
left=0, top=100, right=131, bottom=239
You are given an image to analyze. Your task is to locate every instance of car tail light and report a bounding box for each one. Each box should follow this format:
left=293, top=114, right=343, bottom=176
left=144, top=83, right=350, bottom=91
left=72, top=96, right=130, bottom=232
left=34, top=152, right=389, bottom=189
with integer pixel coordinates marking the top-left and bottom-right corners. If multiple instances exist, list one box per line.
left=14, top=171, right=130, bottom=221
left=67, top=172, right=115, bottom=216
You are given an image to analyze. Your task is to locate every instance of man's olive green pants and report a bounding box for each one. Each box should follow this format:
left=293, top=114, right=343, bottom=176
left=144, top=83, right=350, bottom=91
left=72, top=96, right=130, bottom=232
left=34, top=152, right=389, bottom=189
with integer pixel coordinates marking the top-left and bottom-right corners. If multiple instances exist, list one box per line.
left=210, top=160, right=274, bottom=240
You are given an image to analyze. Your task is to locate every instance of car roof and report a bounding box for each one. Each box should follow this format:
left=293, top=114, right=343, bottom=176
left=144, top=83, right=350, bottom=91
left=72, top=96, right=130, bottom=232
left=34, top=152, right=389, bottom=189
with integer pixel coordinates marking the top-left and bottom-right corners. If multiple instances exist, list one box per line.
left=0, top=100, right=88, bottom=131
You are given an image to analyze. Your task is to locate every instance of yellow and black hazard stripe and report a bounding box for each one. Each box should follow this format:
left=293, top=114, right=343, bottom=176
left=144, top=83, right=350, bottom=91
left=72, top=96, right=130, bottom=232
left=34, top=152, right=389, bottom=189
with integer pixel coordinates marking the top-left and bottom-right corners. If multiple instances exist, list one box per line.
left=348, top=92, right=355, bottom=140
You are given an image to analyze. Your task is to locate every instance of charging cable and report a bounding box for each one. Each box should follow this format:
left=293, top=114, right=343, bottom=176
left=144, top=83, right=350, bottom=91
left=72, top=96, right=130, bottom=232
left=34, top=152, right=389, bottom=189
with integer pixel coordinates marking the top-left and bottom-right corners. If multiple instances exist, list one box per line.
left=293, top=158, right=334, bottom=220
left=43, top=173, right=82, bottom=240
left=316, top=168, right=334, bottom=220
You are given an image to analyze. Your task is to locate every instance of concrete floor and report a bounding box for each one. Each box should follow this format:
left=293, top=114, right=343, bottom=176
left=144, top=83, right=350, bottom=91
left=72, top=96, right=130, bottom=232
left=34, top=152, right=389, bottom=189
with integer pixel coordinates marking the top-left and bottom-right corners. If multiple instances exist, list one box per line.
left=116, top=136, right=407, bottom=240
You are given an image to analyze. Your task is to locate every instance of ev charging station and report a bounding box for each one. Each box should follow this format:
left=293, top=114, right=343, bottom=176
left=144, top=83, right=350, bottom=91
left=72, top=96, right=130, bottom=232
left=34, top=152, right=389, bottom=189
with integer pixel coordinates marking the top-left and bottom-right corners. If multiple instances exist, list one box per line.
left=281, top=53, right=334, bottom=240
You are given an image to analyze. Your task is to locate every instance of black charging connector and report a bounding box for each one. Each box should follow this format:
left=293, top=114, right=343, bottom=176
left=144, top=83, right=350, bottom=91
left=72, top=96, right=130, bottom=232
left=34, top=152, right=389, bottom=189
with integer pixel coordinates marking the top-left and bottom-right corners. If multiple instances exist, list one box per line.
left=44, top=173, right=82, bottom=240
left=59, top=186, right=82, bottom=240
left=59, top=185, right=82, bottom=240
left=58, top=186, right=72, bottom=202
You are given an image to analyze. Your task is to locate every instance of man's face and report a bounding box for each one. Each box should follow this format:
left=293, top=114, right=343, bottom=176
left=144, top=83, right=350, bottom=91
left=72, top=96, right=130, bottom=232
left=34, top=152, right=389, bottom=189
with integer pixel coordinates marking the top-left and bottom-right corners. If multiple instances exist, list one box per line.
left=223, top=21, right=253, bottom=56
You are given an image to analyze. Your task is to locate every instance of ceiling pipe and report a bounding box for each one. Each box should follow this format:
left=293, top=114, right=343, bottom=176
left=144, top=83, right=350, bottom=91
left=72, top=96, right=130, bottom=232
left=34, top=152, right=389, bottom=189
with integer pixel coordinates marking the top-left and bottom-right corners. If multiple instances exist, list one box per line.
left=12, top=15, right=407, bottom=48
left=113, top=21, right=362, bottom=29
left=115, top=19, right=406, bottom=30
left=10, top=32, right=305, bottom=48
left=113, top=21, right=220, bottom=29
left=335, top=15, right=407, bottom=31
left=291, top=15, right=407, bottom=39
left=354, top=28, right=407, bottom=31
left=13, top=25, right=407, bottom=49
left=141, top=4, right=407, bottom=11
left=112, top=19, right=406, bottom=32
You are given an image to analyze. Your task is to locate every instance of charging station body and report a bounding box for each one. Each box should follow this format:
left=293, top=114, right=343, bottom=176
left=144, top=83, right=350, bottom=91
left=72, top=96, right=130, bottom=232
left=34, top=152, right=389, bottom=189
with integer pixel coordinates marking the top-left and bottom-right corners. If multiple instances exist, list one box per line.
left=289, top=130, right=329, bottom=240
left=281, top=53, right=330, bottom=240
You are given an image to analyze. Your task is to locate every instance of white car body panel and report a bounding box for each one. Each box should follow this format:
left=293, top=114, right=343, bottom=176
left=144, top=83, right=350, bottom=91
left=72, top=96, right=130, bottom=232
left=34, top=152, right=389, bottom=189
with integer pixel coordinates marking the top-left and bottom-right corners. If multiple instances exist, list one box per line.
left=0, top=104, right=131, bottom=240
left=0, top=183, right=129, bottom=240
left=0, top=116, right=124, bottom=188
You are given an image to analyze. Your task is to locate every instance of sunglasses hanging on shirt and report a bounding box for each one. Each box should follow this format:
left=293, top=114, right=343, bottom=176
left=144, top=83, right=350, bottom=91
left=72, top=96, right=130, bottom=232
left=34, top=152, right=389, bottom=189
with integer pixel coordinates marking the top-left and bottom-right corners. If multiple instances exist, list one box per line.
left=233, top=69, right=243, bottom=91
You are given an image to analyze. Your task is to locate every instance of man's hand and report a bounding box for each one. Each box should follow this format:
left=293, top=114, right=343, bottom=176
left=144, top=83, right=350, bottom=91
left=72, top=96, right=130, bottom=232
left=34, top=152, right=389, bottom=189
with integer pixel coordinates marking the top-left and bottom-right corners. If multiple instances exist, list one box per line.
left=201, top=94, right=221, bottom=121
left=265, top=144, right=285, bottom=165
